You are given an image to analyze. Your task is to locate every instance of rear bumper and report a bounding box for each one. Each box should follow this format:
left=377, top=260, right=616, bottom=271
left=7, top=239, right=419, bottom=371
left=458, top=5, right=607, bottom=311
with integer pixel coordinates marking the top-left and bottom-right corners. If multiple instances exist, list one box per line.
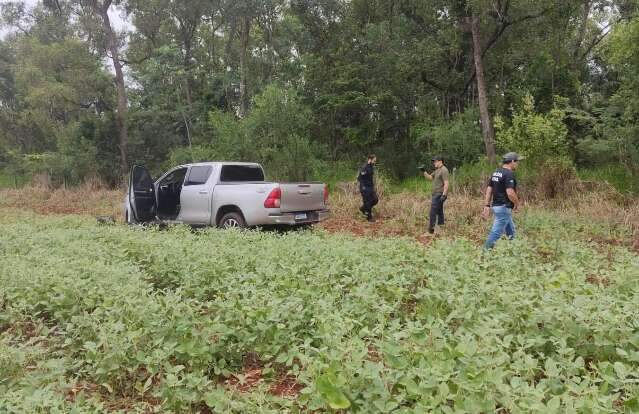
left=265, top=209, right=330, bottom=225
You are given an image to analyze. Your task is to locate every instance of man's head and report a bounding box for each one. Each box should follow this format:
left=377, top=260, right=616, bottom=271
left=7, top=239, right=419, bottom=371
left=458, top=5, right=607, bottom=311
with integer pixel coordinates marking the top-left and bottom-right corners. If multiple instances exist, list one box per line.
left=502, top=152, right=524, bottom=170
left=431, top=155, right=444, bottom=168
left=367, top=154, right=377, bottom=164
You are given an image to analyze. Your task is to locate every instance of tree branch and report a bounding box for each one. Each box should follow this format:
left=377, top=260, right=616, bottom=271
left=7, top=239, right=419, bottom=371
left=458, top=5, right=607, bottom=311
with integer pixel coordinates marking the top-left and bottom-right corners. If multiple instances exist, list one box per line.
left=459, top=7, right=553, bottom=98
left=580, top=20, right=615, bottom=60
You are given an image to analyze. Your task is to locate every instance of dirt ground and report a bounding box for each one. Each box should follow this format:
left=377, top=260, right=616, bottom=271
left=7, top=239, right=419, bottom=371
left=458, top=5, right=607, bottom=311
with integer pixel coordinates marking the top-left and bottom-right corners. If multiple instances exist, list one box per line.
left=1, top=184, right=637, bottom=252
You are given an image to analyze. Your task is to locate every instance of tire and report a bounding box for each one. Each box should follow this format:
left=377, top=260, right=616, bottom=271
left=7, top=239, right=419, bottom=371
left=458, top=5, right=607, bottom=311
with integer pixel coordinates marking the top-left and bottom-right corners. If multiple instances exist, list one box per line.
left=218, top=212, right=246, bottom=229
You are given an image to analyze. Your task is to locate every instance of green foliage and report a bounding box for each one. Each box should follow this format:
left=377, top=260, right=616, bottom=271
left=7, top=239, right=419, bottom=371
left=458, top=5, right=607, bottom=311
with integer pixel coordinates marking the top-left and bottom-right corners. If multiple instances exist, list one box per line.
left=414, top=108, right=484, bottom=168
left=206, top=84, right=324, bottom=181
left=495, top=94, right=569, bottom=163
left=0, top=173, right=29, bottom=188
left=1, top=212, right=638, bottom=412
left=578, top=165, right=639, bottom=194
left=449, top=158, right=495, bottom=192
left=575, top=137, right=619, bottom=167
left=1, top=0, right=638, bottom=187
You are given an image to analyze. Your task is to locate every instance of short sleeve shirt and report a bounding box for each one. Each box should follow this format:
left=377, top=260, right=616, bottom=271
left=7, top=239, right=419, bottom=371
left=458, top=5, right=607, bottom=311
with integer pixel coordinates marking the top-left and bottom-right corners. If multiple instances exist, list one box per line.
left=488, top=167, right=517, bottom=208
left=432, top=166, right=449, bottom=194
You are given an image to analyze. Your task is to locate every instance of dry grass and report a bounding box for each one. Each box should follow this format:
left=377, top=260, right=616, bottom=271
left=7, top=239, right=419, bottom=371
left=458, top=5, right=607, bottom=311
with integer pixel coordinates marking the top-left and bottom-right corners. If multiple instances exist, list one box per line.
left=0, top=181, right=124, bottom=219
left=323, top=183, right=639, bottom=249
left=0, top=180, right=637, bottom=250
left=323, top=186, right=487, bottom=243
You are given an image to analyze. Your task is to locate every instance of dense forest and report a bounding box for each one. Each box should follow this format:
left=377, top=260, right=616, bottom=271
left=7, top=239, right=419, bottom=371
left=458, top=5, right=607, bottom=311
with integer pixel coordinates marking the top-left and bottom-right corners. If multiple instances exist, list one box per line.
left=0, top=0, right=638, bottom=187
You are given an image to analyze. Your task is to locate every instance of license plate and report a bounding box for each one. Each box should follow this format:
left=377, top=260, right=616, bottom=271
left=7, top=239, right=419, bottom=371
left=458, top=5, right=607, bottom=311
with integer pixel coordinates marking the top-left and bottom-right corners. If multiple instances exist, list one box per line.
left=295, top=213, right=307, bottom=220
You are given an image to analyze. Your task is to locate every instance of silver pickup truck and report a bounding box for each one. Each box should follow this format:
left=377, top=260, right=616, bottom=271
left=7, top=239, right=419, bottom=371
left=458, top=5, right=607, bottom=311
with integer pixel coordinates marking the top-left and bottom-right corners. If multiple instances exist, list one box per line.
left=125, top=162, right=329, bottom=228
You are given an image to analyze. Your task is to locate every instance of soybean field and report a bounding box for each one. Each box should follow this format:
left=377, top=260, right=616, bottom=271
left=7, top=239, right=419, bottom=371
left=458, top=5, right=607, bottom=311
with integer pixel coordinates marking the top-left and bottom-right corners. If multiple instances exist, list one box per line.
left=1, top=213, right=639, bottom=413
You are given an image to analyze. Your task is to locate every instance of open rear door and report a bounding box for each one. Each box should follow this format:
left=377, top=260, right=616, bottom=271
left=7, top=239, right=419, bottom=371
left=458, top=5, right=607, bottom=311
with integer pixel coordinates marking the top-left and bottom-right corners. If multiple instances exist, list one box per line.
left=129, top=165, right=157, bottom=223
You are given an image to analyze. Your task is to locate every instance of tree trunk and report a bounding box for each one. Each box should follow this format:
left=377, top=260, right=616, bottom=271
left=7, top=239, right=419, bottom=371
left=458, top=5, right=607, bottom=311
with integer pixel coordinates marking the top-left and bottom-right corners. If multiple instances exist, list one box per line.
left=223, top=17, right=237, bottom=112
left=96, top=1, right=129, bottom=174
left=238, top=15, right=250, bottom=118
left=469, top=15, right=496, bottom=164
left=184, top=39, right=193, bottom=108
left=574, top=0, right=592, bottom=60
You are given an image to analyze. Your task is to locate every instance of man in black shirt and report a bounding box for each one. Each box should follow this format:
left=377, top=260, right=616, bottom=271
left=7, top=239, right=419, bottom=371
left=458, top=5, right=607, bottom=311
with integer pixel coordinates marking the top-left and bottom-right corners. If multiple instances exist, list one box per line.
left=482, top=152, right=523, bottom=248
left=357, top=154, right=378, bottom=222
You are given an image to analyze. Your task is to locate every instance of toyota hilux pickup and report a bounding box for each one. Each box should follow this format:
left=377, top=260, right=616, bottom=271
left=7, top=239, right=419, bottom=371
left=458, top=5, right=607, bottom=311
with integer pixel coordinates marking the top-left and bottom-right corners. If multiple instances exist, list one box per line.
left=125, top=162, right=329, bottom=228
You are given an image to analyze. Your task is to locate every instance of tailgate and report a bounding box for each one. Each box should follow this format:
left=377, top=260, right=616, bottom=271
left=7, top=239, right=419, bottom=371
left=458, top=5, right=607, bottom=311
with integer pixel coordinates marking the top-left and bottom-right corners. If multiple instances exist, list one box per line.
left=279, top=183, right=326, bottom=212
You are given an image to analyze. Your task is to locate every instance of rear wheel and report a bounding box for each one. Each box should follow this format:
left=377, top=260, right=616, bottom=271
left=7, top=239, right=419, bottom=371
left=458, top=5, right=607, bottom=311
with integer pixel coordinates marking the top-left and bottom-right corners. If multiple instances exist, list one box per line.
left=219, top=212, right=246, bottom=229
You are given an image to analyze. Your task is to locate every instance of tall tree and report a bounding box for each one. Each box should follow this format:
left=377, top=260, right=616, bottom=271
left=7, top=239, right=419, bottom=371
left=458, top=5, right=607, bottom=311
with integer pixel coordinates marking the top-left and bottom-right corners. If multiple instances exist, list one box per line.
left=75, top=0, right=129, bottom=174
left=467, top=14, right=497, bottom=163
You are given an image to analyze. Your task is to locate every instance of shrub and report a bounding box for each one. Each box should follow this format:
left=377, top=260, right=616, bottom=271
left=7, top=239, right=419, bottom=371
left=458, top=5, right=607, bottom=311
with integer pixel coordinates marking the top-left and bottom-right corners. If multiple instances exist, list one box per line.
left=414, top=108, right=484, bottom=168
left=495, top=94, right=569, bottom=163
left=205, top=84, right=324, bottom=181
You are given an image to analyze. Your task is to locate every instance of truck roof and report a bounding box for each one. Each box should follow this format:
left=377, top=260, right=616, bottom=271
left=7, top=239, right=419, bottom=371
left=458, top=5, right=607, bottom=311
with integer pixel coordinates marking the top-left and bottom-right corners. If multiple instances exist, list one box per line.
left=176, top=161, right=262, bottom=169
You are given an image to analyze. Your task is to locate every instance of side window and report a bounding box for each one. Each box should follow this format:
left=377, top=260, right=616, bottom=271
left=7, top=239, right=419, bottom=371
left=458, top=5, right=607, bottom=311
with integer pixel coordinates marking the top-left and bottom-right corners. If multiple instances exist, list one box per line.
left=160, top=168, right=188, bottom=186
left=132, top=167, right=153, bottom=189
left=220, top=165, right=265, bottom=182
left=184, top=166, right=212, bottom=186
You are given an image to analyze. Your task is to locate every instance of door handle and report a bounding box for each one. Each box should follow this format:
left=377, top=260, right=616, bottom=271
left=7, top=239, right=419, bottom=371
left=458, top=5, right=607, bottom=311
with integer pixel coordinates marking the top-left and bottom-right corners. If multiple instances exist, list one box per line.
left=199, top=190, right=208, bottom=194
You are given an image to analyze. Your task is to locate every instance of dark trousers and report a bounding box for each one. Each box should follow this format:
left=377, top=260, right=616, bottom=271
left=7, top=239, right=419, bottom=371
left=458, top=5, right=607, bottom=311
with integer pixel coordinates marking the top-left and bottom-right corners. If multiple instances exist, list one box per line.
left=429, top=193, right=445, bottom=231
left=360, top=188, right=378, bottom=218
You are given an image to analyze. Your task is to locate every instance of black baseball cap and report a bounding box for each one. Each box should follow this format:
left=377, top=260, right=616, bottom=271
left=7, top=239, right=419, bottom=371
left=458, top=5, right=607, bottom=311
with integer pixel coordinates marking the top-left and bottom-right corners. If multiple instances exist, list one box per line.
left=502, top=152, right=525, bottom=163
left=431, top=155, right=444, bottom=161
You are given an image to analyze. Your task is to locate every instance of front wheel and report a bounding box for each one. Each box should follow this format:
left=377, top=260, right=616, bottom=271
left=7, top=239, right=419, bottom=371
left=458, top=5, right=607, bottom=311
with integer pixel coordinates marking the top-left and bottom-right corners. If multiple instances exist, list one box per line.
left=218, top=212, right=246, bottom=229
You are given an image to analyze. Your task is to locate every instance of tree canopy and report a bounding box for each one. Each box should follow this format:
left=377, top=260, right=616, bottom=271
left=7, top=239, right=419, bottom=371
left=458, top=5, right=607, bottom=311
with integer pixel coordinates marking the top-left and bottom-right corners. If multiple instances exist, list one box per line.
left=0, top=0, right=637, bottom=184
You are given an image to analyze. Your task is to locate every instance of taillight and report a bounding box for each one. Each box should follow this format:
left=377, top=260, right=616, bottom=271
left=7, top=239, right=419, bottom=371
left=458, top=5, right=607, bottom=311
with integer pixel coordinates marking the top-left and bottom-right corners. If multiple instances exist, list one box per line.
left=264, top=187, right=281, bottom=208
left=323, top=184, right=329, bottom=204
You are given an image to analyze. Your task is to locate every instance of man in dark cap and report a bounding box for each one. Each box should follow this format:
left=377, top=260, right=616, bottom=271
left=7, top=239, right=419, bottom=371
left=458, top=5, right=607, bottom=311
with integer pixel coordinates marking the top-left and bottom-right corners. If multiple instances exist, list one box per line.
left=423, top=155, right=449, bottom=234
left=482, top=152, right=524, bottom=248
left=357, top=154, right=378, bottom=222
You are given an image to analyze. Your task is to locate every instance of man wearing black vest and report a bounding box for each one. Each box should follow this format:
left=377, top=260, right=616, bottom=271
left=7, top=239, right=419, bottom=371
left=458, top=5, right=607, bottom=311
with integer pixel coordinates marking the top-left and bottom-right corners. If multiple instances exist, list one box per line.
left=357, top=154, right=378, bottom=222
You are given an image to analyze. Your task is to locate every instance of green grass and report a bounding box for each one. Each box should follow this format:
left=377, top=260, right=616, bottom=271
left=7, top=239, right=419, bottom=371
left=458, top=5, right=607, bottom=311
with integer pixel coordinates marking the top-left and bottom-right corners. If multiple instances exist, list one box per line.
left=0, top=173, right=30, bottom=189
left=1, top=212, right=638, bottom=413
left=578, top=165, right=639, bottom=194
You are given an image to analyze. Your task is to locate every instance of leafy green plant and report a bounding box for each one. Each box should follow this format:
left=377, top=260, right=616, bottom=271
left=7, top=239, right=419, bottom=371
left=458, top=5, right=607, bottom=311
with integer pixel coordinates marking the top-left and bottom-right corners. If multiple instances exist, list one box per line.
left=495, top=94, right=569, bottom=163
left=1, top=213, right=638, bottom=412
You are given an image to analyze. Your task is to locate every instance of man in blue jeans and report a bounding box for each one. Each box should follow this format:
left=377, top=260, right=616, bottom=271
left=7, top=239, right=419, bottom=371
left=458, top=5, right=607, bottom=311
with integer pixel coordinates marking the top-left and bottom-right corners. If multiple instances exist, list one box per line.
left=482, top=152, right=523, bottom=248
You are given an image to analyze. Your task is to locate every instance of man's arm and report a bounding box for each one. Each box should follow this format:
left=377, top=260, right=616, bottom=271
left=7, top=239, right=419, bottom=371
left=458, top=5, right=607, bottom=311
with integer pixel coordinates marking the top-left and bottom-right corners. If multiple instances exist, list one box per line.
left=481, top=186, right=493, bottom=219
left=443, top=180, right=449, bottom=196
left=423, top=171, right=433, bottom=181
left=506, top=188, right=519, bottom=209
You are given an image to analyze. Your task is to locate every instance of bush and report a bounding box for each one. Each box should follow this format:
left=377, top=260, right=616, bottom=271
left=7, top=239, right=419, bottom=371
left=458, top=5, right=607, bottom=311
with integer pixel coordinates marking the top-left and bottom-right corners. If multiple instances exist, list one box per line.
left=448, top=159, right=494, bottom=194
left=205, top=84, right=325, bottom=181
left=531, top=156, right=578, bottom=199
left=495, top=94, right=569, bottom=163
left=575, top=138, right=618, bottom=167
left=578, top=165, right=639, bottom=194
left=413, top=108, right=484, bottom=168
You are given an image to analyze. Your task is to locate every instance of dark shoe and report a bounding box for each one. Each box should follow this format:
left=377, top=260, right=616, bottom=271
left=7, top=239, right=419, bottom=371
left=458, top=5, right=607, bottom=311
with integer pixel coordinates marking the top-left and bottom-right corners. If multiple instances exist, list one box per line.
left=428, top=228, right=434, bottom=234
left=367, top=216, right=375, bottom=222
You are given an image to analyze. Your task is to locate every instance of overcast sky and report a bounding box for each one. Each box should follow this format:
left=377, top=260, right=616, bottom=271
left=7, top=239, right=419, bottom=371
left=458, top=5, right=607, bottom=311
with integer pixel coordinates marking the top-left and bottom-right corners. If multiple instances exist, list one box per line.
left=0, top=0, right=132, bottom=39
